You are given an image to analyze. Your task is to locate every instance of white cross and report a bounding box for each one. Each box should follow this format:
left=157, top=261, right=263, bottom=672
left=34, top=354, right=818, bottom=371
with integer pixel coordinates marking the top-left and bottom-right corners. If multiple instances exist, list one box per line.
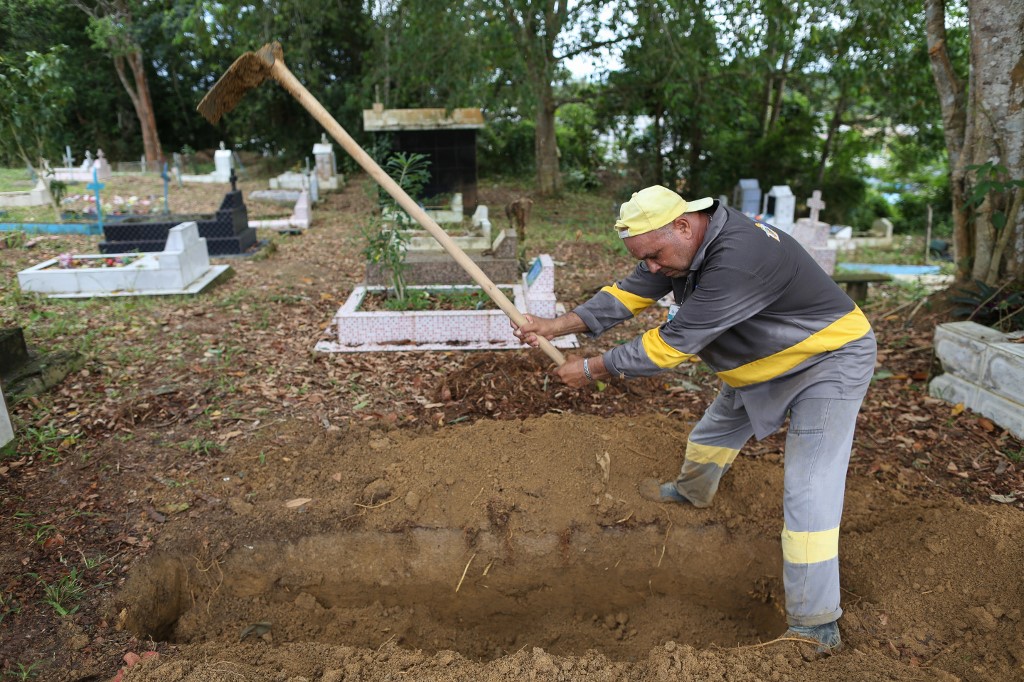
left=808, top=190, right=826, bottom=225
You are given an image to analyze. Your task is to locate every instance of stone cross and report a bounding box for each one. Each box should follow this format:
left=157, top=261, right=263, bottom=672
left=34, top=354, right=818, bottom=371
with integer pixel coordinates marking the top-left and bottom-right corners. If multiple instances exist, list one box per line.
left=86, top=168, right=105, bottom=230
left=229, top=168, right=238, bottom=192
left=808, top=190, right=826, bottom=225
left=63, top=146, right=74, bottom=168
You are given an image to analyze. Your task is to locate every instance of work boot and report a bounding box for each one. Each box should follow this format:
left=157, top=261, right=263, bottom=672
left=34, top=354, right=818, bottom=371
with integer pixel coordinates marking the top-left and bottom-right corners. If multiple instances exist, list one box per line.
left=784, top=620, right=842, bottom=655
left=638, top=478, right=691, bottom=504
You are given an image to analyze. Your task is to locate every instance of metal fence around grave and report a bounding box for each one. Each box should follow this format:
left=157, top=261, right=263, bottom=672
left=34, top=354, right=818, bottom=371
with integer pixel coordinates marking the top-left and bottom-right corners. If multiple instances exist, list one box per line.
left=114, top=161, right=159, bottom=174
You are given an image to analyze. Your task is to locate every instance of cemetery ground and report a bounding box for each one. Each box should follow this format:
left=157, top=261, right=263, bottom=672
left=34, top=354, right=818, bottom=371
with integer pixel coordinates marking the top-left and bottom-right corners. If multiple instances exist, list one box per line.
left=0, top=172, right=1022, bottom=682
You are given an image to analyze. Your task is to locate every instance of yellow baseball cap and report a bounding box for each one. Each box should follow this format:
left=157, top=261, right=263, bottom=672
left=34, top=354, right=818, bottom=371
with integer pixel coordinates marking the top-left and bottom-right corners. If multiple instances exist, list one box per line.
left=615, top=186, right=714, bottom=238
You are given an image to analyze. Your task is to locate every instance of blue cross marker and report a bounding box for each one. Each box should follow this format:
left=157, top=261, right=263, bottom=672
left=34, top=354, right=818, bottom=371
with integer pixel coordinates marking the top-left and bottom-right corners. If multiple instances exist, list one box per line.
left=161, top=161, right=171, bottom=214
left=86, top=168, right=105, bottom=232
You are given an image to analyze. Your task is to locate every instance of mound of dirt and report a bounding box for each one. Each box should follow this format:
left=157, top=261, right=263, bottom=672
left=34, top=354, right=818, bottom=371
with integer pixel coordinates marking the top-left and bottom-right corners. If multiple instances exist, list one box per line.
left=110, top=413, right=1023, bottom=681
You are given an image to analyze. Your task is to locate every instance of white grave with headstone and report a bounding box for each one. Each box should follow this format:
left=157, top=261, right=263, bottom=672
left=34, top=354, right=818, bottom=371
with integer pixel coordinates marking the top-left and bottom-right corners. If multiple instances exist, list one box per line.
left=269, top=164, right=319, bottom=202
left=51, top=149, right=113, bottom=183
left=181, top=142, right=234, bottom=184
left=17, top=222, right=230, bottom=297
left=790, top=190, right=837, bottom=275
left=312, top=134, right=341, bottom=190
left=0, top=178, right=49, bottom=208
left=0, top=383, right=12, bottom=449
left=733, top=179, right=762, bottom=215
left=762, top=185, right=795, bottom=233
left=248, top=190, right=312, bottom=232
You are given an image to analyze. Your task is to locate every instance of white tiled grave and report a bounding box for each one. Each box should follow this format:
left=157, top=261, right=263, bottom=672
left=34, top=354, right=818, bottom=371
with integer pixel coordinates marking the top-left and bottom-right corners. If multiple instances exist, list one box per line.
left=17, top=222, right=230, bottom=298
left=317, top=254, right=578, bottom=352
left=929, top=321, right=1024, bottom=440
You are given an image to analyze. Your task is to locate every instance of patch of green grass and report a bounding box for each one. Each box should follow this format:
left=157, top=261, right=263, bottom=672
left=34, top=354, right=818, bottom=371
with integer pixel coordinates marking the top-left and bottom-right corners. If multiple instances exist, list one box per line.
left=13, top=511, right=57, bottom=547
left=16, top=422, right=67, bottom=462
left=529, top=190, right=627, bottom=254
left=3, top=661, right=42, bottom=680
left=0, top=591, right=21, bottom=625
left=39, top=568, right=85, bottom=617
left=179, top=437, right=222, bottom=457
left=0, top=167, right=35, bottom=192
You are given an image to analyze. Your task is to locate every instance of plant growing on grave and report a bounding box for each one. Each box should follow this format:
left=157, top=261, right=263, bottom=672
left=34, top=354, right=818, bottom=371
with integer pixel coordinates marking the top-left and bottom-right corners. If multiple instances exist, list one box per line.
left=950, top=278, right=1024, bottom=333
left=364, top=151, right=432, bottom=303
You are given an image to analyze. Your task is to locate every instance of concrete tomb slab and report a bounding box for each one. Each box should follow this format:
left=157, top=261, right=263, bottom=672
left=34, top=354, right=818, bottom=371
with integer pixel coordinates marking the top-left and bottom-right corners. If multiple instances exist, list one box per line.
left=18, top=222, right=230, bottom=298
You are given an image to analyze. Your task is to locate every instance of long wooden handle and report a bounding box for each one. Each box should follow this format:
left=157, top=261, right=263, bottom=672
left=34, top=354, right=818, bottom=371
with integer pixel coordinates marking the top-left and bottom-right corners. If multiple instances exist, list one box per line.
left=266, top=60, right=565, bottom=366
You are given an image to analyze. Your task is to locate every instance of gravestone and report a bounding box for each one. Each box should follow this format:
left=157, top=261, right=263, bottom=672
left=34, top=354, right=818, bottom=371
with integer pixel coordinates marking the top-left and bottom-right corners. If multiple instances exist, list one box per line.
left=733, top=179, right=762, bottom=215
left=762, top=185, right=795, bottom=233
left=180, top=142, right=234, bottom=184
left=365, top=228, right=519, bottom=286
left=790, top=190, right=836, bottom=275
left=98, top=176, right=256, bottom=255
left=312, top=134, right=341, bottom=190
left=0, top=327, right=84, bottom=400
left=213, top=143, right=233, bottom=182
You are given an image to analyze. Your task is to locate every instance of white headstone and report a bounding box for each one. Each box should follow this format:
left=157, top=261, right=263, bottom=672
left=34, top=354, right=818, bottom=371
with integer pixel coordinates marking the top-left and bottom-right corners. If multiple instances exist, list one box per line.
left=733, top=179, right=761, bottom=215
left=763, top=185, right=795, bottom=233
left=0, top=384, right=12, bottom=449
left=313, top=134, right=336, bottom=182
left=213, top=143, right=233, bottom=182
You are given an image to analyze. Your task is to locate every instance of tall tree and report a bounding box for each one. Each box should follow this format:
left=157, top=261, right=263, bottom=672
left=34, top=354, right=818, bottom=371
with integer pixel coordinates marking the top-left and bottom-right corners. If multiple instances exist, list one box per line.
left=74, top=0, right=163, bottom=163
left=483, top=0, right=624, bottom=195
left=926, top=0, right=1024, bottom=283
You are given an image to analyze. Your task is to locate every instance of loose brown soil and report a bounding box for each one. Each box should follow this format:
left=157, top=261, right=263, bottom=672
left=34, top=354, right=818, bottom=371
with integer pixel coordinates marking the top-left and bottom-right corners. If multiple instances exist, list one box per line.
left=1, top=175, right=1022, bottom=682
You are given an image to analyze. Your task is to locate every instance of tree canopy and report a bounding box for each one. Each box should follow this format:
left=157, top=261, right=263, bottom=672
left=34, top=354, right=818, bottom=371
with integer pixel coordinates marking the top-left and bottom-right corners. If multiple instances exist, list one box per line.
left=3, top=0, right=1020, bottom=280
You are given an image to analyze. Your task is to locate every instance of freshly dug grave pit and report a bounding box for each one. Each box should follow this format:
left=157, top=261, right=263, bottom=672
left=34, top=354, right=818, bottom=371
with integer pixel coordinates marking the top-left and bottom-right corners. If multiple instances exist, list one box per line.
left=110, top=413, right=1024, bottom=682
left=120, top=525, right=783, bottom=661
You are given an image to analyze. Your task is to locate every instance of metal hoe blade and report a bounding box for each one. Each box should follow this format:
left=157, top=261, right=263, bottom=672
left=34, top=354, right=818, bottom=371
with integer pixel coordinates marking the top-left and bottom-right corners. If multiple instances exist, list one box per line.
left=197, top=43, right=283, bottom=124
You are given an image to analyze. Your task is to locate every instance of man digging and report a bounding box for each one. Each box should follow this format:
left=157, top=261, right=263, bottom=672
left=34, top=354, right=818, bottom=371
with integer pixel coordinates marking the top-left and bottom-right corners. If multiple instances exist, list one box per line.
left=513, top=185, right=876, bottom=654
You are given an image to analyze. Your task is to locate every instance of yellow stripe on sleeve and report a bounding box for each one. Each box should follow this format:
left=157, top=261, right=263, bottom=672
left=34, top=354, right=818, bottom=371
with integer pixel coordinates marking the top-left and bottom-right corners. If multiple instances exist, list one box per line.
left=781, top=525, right=840, bottom=565
left=641, top=327, right=694, bottom=368
left=717, top=306, right=871, bottom=387
left=685, top=440, right=740, bottom=467
left=601, top=284, right=656, bottom=315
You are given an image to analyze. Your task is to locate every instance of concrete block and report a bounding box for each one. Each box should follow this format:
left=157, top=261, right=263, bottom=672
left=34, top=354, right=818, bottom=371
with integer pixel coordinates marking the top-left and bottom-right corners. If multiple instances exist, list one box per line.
left=934, top=322, right=1007, bottom=379
left=981, top=342, right=1024, bottom=403
left=930, top=322, right=1024, bottom=440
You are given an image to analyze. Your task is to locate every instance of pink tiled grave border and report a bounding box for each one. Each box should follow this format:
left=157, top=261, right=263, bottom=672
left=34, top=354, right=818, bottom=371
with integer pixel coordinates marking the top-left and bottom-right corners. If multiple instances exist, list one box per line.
left=315, top=255, right=579, bottom=353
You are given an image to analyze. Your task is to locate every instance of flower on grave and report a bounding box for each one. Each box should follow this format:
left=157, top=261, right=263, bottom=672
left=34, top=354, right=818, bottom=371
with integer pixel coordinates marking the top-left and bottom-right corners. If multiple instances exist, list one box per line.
left=58, top=253, right=73, bottom=268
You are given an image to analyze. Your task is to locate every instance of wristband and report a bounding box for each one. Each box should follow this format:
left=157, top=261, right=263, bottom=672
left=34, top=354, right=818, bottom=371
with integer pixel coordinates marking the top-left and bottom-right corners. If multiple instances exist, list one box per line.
left=582, top=358, right=593, bottom=382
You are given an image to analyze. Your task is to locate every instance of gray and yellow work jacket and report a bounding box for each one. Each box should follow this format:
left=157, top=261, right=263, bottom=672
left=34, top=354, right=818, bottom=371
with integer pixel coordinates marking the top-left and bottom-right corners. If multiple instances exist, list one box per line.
left=573, top=201, right=876, bottom=439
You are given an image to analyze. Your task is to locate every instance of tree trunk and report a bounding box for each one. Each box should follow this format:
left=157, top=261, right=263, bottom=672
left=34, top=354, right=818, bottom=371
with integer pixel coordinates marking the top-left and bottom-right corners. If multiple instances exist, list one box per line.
left=112, top=47, right=163, bottom=164
left=534, top=87, right=561, bottom=196
left=926, top=0, right=1024, bottom=283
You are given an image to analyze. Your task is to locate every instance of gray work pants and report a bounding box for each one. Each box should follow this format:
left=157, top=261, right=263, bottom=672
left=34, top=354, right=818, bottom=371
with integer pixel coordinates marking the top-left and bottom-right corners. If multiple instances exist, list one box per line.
left=671, top=385, right=865, bottom=627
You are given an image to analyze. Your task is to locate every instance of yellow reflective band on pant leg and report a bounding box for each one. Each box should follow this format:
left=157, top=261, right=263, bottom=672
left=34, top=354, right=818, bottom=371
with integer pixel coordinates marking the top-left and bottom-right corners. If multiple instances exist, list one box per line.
left=685, top=440, right=740, bottom=467
left=601, top=284, right=656, bottom=315
left=641, top=327, right=694, bottom=368
left=781, top=525, right=840, bottom=565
